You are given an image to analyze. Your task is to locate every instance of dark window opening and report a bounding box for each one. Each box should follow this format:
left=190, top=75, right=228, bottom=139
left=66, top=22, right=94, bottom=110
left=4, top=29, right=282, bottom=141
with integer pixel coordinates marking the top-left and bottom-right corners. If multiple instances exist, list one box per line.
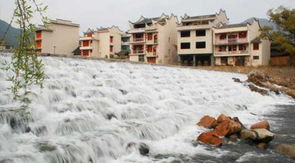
left=220, top=34, right=227, bottom=40
left=253, top=56, right=259, bottom=60
left=253, top=43, right=259, bottom=50
left=181, top=42, right=190, bottom=49
left=196, top=30, right=206, bottom=36
left=239, top=32, right=247, bottom=38
left=218, top=45, right=227, bottom=52
left=196, top=42, right=206, bottom=49
left=181, top=31, right=190, bottom=37
left=228, top=45, right=237, bottom=51
left=239, top=44, right=247, bottom=51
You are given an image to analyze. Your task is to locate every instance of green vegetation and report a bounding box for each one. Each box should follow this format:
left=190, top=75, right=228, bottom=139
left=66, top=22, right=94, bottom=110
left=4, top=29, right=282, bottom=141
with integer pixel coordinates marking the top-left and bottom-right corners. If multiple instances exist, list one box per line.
left=261, top=6, right=295, bottom=65
left=1, top=0, right=47, bottom=109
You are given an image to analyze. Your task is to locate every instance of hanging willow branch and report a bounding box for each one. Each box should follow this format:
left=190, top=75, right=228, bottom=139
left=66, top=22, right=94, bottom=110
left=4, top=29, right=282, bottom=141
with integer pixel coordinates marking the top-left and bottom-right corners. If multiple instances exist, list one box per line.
left=3, top=0, right=48, bottom=109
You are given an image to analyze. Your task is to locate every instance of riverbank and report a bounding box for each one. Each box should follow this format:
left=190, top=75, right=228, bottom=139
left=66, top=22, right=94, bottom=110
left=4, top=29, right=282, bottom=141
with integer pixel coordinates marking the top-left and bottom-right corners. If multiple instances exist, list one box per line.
left=197, top=66, right=295, bottom=98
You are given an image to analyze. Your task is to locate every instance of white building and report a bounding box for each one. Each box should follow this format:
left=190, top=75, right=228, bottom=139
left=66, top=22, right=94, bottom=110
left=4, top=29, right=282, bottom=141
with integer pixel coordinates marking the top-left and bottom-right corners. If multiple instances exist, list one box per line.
left=35, top=19, right=80, bottom=56
left=177, top=10, right=228, bottom=66
left=79, top=26, right=123, bottom=58
left=128, top=14, right=178, bottom=64
left=213, top=19, right=271, bottom=66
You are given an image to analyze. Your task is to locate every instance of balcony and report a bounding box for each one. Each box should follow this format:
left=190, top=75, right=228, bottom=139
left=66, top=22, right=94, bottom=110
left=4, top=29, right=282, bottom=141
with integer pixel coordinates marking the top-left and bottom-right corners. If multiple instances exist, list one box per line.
left=131, top=38, right=145, bottom=43
left=214, top=50, right=249, bottom=57
left=80, top=46, right=93, bottom=50
left=215, top=38, right=248, bottom=45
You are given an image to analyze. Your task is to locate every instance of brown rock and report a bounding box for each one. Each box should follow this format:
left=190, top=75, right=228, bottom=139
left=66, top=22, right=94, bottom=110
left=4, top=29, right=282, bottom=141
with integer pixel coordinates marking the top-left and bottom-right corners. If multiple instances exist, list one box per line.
left=197, top=131, right=222, bottom=147
left=217, top=114, right=231, bottom=123
left=276, top=144, right=295, bottom=160
left=232, top=78, right=242, bottom=83
left=197, top=115, right=217, bottom=129
left=251, top=120, right=270, bottom=130
left=253, top=129, right=274, bottom=143
left=214, top=120, right=241, bottom=136
left=248, top=84, right=268, bottom=95
left=240, top=129, right=257, bottom=140
left=257, top=143, right=267, bottom=150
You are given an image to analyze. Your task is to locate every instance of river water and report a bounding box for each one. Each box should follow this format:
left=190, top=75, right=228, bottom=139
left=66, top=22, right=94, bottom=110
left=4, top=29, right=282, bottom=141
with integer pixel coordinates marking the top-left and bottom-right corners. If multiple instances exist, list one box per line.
left=0, top=55, right=294, bottom=163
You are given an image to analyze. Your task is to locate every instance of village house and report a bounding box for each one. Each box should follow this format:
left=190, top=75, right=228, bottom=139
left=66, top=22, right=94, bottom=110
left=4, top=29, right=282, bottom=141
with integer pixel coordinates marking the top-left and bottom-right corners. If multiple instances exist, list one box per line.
left=128, top=14, right=178, bottom=64
left=213, top=19, right=271, bottom=66
left=79, top=26, right=123, bottom=58
left=35, top=19, right=80, bottom=56
left=177, top=10, right=228, bottom=66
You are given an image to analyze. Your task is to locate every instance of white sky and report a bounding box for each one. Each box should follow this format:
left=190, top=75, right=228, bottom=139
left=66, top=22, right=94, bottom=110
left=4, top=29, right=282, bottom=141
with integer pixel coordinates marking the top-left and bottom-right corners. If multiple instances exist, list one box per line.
left=1, top=0, right=295, bottom=34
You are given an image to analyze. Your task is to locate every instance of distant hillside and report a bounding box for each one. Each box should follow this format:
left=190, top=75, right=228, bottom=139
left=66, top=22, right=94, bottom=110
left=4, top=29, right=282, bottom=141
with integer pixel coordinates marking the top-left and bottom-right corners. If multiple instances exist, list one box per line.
left=243, top=17, right=278, bottom=31
left=0, top=19, right=21, bottom=48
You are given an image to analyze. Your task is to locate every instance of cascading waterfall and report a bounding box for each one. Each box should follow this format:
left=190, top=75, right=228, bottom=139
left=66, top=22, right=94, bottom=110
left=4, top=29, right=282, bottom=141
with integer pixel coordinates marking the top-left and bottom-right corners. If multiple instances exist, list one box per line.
left=0, top=54, right=293, bottom=163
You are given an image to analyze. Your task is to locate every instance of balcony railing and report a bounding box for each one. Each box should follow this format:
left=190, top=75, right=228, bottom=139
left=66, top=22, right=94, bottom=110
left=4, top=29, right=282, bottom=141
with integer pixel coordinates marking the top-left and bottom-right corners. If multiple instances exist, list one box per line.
left=215, top=50, right=249, bottom=55
left=133, top=50, right=144, bottom=54
left=133, top=38, right=144, bottom=42
left=215, top=38, right=248, bottom=45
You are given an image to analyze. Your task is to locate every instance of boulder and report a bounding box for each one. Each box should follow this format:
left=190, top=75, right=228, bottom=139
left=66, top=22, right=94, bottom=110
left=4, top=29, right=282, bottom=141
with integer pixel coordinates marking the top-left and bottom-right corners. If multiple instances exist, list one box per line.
left=250, top=120, right=270, bottom=130
left=214, top=120, right=241, bottom=136
left=197, top=115, right=217, bottom=129
left=138, top=143, right=150, bottom=156
left=197, top=131, right=223, bottom=147
left=248, top=84, right=268, bottom=95
left=247, top=71, right=271, bottom=86
left=217, top=114, right=231, bottom=123
left=253, top=129, right=275, bottom=143
left=240, top=129, right=257, bottom=140
left=276, top=144, right=295, bottom=160
left=232, top=78, right=242, bottom=83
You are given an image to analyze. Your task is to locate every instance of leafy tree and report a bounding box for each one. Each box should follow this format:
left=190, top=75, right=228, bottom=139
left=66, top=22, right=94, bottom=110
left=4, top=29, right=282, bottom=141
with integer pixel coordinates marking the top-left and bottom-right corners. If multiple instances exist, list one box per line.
left=261, top=6, right=295, bottom=65
left=1, top=0, right=47, bottom=109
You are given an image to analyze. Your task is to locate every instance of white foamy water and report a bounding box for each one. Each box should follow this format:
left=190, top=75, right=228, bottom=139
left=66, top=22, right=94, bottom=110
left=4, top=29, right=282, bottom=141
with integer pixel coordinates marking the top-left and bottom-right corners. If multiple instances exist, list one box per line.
left=0, top=55, right=293, bottom=163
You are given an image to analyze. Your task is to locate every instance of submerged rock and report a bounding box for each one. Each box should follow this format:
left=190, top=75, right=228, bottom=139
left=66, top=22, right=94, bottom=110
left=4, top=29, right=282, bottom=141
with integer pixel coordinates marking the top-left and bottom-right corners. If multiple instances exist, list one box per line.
left=197, top=131, right=223, bottom=147
left=248, top=84, right=268, bottom=95
left=276, top=144, right=295, bottom=160
left=250, top=120, right=270, bottom=130
left=197, top=115, right=217, bottom=129
left=138, top=143, right=149, bottom=156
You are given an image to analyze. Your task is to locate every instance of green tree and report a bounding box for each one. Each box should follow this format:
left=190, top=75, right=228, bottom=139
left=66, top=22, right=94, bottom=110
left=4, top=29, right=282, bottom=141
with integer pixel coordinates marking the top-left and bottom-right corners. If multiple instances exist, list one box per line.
left=261, top=6, right=295, bottom=65
left=1, top=0, right=47, bottom=109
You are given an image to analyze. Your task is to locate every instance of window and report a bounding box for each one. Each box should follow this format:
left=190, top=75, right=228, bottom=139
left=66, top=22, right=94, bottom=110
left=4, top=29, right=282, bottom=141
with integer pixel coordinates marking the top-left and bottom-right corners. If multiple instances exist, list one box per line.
left=239, top=32, right=247, bottom=38
left=221, top=57, right=228, bottom=65
left=220, top=34, right=227, bottom=40
left=139, top=55, right=145, bottom=62
left=253, top=56, right=259, bottom=60
left=36, top=31, right=42, bottom=39
left=181, top=42, right=190, bottom=49
left=253, top=43, right=259, bottom=50
left=239, top=44, right=247, bottom=51
left=228, top=45, right=237, bottom=51
left=218, top=45, right=226, bottom=52
left=196, top=42, right=206, bottom=49
left=181, top=31, right=190, bottom=37
left=147, top=45, right=153, bottom=52
left=196, top=30, right=206, bottom=36
left=147, top=33, right=153, bottom=40
left=110, top=45, right=113, bottom=52
left=82, top=41, right=90, bottom=47
left=110, top=36, right=114, bottom=43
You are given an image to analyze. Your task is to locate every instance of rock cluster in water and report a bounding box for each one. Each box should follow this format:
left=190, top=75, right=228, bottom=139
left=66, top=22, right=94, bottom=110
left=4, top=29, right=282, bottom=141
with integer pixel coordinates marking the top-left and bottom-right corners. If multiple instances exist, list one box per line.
left=196, top=114, right=274, bottom=149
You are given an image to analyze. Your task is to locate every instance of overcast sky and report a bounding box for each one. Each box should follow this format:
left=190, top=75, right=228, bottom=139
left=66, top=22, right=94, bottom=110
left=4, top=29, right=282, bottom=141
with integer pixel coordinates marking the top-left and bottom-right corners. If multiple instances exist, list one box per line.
left=1, top=0, right=295, bottom=34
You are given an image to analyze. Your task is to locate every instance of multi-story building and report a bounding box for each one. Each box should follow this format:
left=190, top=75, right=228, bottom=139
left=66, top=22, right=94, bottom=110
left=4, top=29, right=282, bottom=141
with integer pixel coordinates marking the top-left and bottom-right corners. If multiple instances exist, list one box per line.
left=121, top=33, right=131, bottom=53
left=35, top=19, right=80, bottom=56
left=213, top=19, right=271, bottom=66
left=79, top=26, right=123, bottom=58
left=177, top=10, right=228, bottom=66
left=128, top=14, right=178, bottom=64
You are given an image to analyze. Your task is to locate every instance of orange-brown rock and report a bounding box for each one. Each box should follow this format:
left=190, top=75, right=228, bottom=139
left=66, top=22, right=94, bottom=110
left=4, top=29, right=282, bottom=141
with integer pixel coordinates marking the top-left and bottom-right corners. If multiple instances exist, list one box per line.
left=214, top=120, right=242, bottom=136
left=197, top=131, right=223, bottom=147
left=197, top=115, right=217, bottom=129
left=217, top=114, right=231, bottom=123
left=250, top=120, right=270, bottom=130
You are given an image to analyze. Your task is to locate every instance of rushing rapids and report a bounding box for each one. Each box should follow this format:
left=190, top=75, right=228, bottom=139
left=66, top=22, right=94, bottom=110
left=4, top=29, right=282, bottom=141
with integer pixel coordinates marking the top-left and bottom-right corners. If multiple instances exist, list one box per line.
left=0, top=54, right=293, bottom=163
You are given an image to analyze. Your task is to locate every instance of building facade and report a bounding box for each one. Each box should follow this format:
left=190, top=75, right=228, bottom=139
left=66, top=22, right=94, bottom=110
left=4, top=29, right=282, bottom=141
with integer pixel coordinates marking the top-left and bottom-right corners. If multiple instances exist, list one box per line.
left=35, top=19, right=80, bottom=56
left=128, top=14, right=178, bottom=64
left=213, top=19, right=271, bottom=66
left=177, top=10, right=228, bottom=66
left=79, top=26, right=123, bottom=58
